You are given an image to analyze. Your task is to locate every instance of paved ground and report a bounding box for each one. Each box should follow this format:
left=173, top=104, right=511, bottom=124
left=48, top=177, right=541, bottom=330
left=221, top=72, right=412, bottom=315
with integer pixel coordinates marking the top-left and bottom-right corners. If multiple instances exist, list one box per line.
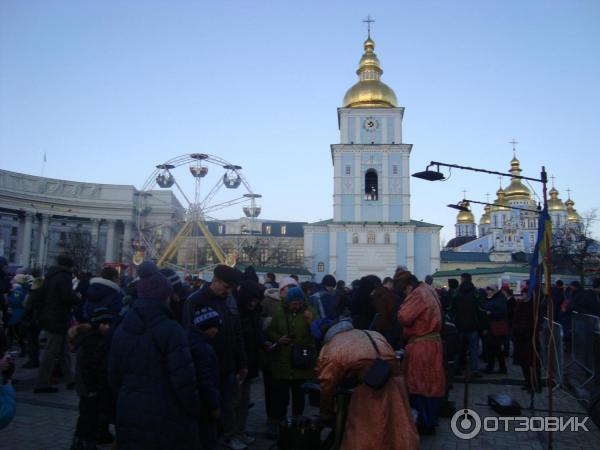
left=3, top=351, right=600, bottom=450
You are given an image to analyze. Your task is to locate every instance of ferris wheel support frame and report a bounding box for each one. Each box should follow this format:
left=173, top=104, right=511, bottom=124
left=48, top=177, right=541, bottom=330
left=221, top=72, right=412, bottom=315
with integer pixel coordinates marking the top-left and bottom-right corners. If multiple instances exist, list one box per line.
left=140, top=153, right=258, bottom=272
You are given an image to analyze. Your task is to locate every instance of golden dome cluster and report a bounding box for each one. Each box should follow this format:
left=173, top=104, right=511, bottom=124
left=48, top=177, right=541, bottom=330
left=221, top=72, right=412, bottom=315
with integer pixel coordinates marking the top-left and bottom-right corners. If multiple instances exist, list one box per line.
left=343, top=36, right=398, bottom=108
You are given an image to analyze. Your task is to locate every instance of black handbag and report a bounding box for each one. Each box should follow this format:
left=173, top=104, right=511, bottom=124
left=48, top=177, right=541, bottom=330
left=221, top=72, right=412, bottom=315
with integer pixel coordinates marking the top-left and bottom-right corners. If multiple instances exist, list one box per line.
left=291, top=344, right=314, bottom=369
left=286, top=313, right=314, bottom=369
left=361, top=330, right=392, bottom=390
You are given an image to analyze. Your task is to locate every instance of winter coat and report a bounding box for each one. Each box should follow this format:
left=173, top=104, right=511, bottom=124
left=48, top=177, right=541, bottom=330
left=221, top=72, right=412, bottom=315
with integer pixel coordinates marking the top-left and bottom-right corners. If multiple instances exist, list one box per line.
left=240, top=309, right=264, bottom=379
left=572, top=289, right=600, bottom=318
left=309, top=289, right=344, bottom=320
left=187, top=327, right=220, bottom=418
left=484, top=292, right=508, bottom=321
left=7, top=284, right=27, bottom=326
left=261, top=288, right=281, bottom=321
left=21, top=277, right=44, bottom=327
left=0, top=382, right=16, bottom=430
left=317, top=329, right=420, bottom=450
left=449, top=282, right=483, bottom=332
left=40, top=266, right=80, bottom=334
left=108, top=298, right=199, bottom=450
left=69, top=324, right=110, bottom=398
left=512, top=299, right=541, bottom=367
left=266, top=303, right=317, bottom=380
left=184, top=285, right=247, bottom=376
left=83, top=277, right=124, bottom=321
left=398, top=283, right=446, bottom=398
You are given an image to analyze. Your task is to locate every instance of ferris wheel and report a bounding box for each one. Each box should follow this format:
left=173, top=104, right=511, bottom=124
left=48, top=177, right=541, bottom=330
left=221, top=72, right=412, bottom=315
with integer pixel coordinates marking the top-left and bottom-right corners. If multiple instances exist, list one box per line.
left=134, top=153, right=261, bottom=273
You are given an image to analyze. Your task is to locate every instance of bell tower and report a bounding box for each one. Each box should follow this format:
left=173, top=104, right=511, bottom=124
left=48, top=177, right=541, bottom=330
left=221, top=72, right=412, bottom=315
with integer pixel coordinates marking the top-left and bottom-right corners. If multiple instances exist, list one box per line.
left=332, top=30, right=412, bottom=223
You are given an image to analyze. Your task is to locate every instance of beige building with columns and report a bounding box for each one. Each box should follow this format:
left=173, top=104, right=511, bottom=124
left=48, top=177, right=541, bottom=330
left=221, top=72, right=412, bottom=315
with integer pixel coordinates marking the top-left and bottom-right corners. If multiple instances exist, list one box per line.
left=0, top=169, right=183, bottom=271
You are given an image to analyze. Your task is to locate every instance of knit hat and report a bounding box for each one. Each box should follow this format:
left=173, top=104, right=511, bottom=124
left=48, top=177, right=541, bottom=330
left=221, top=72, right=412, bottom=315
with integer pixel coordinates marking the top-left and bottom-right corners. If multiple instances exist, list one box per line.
left=137, top=261, right=173, bottom=300
left=213, top=265, right=242, bottom=287
left=286, top=286, right=305, bottom=303
left=159, top=268, right=183, bottom=291
left=90, top=306, right=113, bottom=325
left=321, top=274, right=336, bottom=288
left=193, top=307, right=221, bottom=331
left=279, top=276, right=298, bottom=292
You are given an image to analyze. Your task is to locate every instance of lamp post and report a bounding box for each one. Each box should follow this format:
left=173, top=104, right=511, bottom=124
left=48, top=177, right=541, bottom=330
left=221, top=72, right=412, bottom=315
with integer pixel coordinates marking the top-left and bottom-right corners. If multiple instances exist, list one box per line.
left=414, top=160, right=555, bottom=449
left=447, top=198, right=541, bottom=214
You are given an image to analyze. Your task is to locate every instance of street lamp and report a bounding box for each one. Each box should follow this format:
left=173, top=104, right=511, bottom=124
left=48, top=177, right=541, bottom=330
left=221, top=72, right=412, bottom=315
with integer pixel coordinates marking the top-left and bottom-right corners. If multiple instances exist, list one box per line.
left=414, top=158, right=555, bottom=449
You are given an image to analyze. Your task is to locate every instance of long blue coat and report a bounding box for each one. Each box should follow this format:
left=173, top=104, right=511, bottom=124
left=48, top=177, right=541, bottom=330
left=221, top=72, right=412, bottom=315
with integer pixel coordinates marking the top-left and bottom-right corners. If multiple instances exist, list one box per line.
left=108, top=298, right=199, bottom=450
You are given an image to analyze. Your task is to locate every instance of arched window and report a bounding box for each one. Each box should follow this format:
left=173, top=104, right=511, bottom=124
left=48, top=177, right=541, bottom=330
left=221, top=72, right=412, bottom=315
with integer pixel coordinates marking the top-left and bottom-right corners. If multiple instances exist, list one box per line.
left=317, top=262, right=325, bottom=272
left=352, top=233, right=359, bottom=244
left=367, top=231, right=376, bottom=244
left=384, top=233, right=391, bottom=244
left=365, top=169, right=378, bottom=200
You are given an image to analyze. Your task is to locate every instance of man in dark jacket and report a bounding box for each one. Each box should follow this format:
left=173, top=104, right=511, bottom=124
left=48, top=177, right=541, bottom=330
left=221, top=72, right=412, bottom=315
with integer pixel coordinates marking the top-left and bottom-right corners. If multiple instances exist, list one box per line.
left=449, top=273, right=484, bottom=377
left=571, top=280, right=600, bottom=318
left=34, top=254, right=80, bottom=393
left=70, top=307, right=113, bottom=450
left=108, top=261, right=199, bottom=450
left=184, top=265, right=247, bottom=448
left=188, top=307, right=221, bottom=450
left=83, top=267, right=123, bottom=322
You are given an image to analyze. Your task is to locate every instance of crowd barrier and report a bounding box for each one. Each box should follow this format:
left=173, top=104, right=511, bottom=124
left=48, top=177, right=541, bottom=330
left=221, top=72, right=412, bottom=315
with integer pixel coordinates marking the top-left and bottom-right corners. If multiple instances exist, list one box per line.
left=540, top=318, right=565, bottom=389
left=567, top=312, right=600, bottom=388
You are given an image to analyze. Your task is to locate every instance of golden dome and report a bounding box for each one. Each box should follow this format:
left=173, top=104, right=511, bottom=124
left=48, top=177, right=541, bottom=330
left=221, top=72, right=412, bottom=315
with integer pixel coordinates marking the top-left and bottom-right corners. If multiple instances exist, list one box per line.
left=504, top=156, right=531, bottom=200
left=565, top=197, right=581, bottom=223
left=343, top=37, right=397, bottom=108
left=548, top=187, right=566, bottom=212
left=457, top=200, right=475, bottom=224
left=492, top=188, right=511, bottom=212
left=479, top=204, right=491, bottom=225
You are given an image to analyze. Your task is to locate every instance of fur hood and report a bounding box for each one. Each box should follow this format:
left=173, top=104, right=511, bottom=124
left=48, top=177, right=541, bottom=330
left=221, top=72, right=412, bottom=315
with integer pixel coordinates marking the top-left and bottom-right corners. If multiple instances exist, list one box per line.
left=89, top=277, right=121, bottom=292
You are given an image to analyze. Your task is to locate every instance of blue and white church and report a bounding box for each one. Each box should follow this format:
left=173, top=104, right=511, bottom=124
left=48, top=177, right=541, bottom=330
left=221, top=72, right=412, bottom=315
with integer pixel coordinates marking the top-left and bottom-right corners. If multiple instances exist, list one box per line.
left=304, top=33, right=442, bottom=282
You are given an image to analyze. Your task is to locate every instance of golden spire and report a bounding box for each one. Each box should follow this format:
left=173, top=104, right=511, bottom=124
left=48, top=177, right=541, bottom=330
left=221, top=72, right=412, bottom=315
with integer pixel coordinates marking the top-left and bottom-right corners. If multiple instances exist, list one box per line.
left=565, top=190, right=581, bottom=223
left=342, top=18, right=397, bottom=108
left=492, top=187, right=511, bottom=212
left=503, top=144, right=531, bottom=200
left=547, top=177, right=566, bottom=212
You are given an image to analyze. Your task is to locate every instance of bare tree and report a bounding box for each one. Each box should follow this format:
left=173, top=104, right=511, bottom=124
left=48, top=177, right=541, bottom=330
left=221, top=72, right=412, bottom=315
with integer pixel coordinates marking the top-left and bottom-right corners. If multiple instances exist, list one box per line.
left=60, top=230, right=101, bottom=273
left=552, top=209, right=600, bottom=284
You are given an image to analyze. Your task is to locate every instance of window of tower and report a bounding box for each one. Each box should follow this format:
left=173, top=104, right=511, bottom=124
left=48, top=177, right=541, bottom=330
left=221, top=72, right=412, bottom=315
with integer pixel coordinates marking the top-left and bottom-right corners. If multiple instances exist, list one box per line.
left=317, top=262, right=325, bottom=273
left=392, top=165, right=398, bottom=175
left=345, top=165, right=351, bottom=175
left=384, top=233, right=391, bottom=244
left=365, top=169, right=378, bottom=200
left=367, top=231, right=376, bottom=244
left=352, top=233, right=359, bottom=244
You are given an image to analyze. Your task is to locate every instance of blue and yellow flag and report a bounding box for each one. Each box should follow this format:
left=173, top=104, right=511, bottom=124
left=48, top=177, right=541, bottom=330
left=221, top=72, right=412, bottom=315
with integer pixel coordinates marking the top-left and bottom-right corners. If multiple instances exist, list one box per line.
left=529, top=208, right=553, bottom=297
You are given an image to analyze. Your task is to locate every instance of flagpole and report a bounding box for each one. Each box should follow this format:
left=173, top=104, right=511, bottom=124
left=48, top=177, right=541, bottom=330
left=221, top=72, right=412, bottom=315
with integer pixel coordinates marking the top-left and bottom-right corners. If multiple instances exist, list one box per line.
left=541, top=166, right=554, bottom=450
left=41, top=152, right=47, bottom=177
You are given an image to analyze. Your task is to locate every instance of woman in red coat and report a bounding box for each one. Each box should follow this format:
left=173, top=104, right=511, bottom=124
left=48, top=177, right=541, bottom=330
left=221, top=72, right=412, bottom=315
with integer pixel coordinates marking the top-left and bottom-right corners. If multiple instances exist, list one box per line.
left=397, top=274, right=446, bottom=435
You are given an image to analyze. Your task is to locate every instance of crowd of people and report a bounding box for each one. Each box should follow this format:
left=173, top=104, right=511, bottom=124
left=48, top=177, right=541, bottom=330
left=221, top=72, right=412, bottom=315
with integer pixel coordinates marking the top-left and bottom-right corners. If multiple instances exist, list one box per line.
left=1, top=253, right=600, bottom=449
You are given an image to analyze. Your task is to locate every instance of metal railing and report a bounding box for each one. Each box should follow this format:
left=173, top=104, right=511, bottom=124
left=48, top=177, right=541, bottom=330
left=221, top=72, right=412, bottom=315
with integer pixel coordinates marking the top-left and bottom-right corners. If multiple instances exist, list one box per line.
left=566, top=312, right=600, bottom=387
left=540, top=319, right=565, bottom=390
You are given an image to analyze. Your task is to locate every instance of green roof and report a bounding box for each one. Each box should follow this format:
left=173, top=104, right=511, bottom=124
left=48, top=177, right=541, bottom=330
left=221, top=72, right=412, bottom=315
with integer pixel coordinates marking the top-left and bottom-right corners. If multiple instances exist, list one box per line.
left=432, top=266, right=530, bottom=278
left=306, top=218, right=442, bottom=228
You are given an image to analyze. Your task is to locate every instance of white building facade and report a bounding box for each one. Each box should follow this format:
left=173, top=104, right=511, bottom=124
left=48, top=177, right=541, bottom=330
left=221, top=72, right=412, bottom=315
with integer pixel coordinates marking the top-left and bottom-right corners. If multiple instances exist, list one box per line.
left=304, top=34, right=441, bottom=282
left=0, top=169, right=183, bottom=271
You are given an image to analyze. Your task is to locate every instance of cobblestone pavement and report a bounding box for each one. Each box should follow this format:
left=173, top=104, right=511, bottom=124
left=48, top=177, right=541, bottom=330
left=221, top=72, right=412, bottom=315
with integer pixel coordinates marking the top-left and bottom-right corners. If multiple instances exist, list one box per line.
left=3, top=352, right=599, bottom=450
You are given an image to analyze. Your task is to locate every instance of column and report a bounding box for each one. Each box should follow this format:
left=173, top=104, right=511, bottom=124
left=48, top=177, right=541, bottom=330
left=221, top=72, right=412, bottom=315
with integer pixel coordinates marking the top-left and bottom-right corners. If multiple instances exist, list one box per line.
left=20, top=212, right=34, bottom=267
left=105, top=219, right=116, bottom=263
left=38, top=214, right=49, bottom=270
left=90, top=219, right=100, bottom=249
left=121, top=220, right=132, bottom=262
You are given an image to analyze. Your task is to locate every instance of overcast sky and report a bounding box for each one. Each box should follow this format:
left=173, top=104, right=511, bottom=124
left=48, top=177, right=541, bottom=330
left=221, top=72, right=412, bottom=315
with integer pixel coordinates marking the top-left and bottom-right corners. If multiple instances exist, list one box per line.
left=1, top=0, right=599, bottom=243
